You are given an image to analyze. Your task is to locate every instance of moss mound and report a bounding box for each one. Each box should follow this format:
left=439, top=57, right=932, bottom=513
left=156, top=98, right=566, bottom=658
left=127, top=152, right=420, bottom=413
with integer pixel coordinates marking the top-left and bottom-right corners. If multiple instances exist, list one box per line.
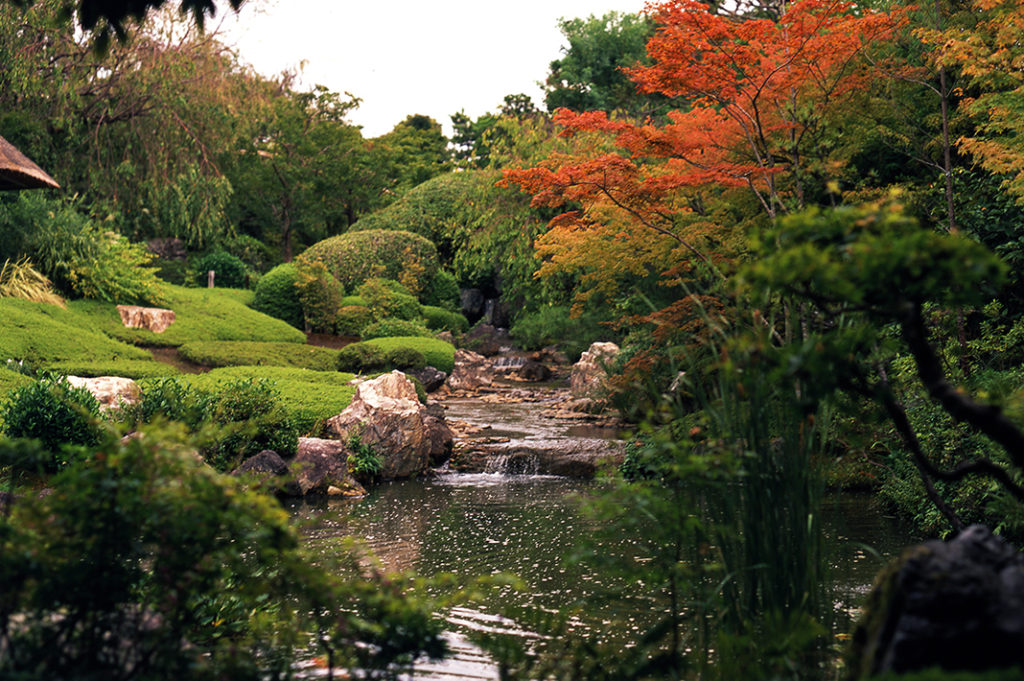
left=70, top=285, right=306, bottom=348
left=177, top=341, right=338, bottom=371
left=297, top=229, right=440, bottom=294
left=47, top=360, right=180, bottom=380
left=353, top=336, right=455, bottom=373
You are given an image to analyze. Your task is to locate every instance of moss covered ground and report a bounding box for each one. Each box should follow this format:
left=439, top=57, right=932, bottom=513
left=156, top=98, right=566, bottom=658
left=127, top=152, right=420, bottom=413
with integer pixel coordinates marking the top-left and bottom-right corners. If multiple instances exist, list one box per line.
left=178, top=341, right=338, bottom=371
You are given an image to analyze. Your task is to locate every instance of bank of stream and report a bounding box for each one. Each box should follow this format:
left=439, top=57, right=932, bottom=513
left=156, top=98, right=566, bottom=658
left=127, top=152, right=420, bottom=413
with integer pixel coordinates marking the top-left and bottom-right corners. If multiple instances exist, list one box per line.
left=286, top=383, right=919, bottom=680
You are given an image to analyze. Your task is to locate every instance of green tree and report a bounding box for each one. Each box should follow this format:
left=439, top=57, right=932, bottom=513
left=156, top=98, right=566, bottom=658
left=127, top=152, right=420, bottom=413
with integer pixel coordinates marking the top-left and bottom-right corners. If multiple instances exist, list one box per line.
left=543, top=11, right=666, bottom=119
left=374, top=114, right=451, bottom=192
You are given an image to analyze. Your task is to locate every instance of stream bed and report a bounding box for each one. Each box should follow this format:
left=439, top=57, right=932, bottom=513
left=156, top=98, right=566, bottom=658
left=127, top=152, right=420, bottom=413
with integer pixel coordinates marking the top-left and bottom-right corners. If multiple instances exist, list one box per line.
left=287, top=393, right=919, bottom=679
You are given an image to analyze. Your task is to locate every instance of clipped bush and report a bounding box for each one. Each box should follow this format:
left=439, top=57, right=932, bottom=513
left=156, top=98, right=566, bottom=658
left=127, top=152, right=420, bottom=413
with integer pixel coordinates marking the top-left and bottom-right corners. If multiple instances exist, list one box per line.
left=251, top=263, right=303, bottom=328
left=340, top=295, right=367, bottom=307
left=421, top=269, right=460, bottom=309
left=422, top=305, right=469, bottom=334
left=358, top=278, right=422, bottom=321
left=336, top=343, right=389, bottom=374
left=361, top=318, right=433, bottom=340
left=192, top=251, right=249, bottom=289
left=0, top=375, right=103, bottom=471
left=385, top=347, right=427, bottom=371
left=364, top=336, right=456, bottom=373
left=294, top=260, right=344, bottom=333
left=297, top=229, right=440, bottom=293
left=177, top=341, right=338, bottom=371
left=336, top=305, right=374, bottom=337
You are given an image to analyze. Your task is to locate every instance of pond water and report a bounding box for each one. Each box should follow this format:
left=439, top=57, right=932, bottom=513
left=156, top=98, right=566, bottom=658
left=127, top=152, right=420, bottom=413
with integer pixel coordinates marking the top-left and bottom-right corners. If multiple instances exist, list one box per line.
left=288, top=474, right=917, bottom=680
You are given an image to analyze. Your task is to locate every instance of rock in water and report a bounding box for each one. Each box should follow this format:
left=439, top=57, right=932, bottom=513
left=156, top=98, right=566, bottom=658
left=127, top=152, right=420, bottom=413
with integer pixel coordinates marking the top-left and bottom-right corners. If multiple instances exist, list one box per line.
left=116, top=305, right=176, bottom=333
left=446, top=349, right=493, bottom=392
left=326, top=371, right=433, bottom=480
left=847, top=524, right=1024, bottom=678
left=569, top=342, right=620, bottom=398
left=290, top=437, right=366, bottom=496
left=65, top=375, right=140, bottom=411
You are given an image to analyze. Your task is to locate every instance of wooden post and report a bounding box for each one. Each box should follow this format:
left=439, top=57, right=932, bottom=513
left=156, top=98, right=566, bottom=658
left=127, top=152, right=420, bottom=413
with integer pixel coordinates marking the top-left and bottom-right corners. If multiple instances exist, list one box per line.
left=207, top=270, right=215, bottom=288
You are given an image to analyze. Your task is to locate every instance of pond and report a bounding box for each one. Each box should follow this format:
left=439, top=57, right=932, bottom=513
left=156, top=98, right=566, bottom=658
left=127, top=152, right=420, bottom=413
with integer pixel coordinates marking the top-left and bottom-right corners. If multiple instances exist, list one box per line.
left=287, top=474, right=917, bottom=680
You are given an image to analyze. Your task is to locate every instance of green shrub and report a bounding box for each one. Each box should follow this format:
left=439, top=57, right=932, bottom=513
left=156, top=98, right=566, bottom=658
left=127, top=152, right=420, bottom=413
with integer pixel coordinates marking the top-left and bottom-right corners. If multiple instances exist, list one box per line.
left=0, top=376, right=102, bottom=471
left=220, top=233, right=277, bottom=273
left=192, top=251, right=249, bottom=289
left=511, top=304, right=612, bottom=359
left=294, top=260, right=344, bottom=333
left=422, top=305, right=469, bottom=334
left=347, top=432, right=381, bottom=482
left=69, top=229, right=165, bottom=305
left=384, top=346, right=427, bottom=371
left=178, top=341, right=338, bottom=371
left=337, top=343, right=389, bottom=374
left=186, top=366, right=357, bottom=436
left=363, top=336, right=456, bottom=373
left=45, top=360, right=180, bottom=380
left=361, top=318, right=433, bottom=340
left=251, top=263, right=303, bottom=328
left=297, top=229, right=440, bottom=293
left=336, top=305, right=375, bottom=337
left=358, top=278, right=422, bottom=321
left=340, top=295, right=367, bottom=307
left=421, top=269, right=461, bottom=309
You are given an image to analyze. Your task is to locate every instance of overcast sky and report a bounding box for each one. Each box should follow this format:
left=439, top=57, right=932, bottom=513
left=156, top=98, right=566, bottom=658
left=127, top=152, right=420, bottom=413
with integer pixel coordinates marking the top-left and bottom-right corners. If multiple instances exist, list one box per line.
left=216, top=0, right=644, bottom=138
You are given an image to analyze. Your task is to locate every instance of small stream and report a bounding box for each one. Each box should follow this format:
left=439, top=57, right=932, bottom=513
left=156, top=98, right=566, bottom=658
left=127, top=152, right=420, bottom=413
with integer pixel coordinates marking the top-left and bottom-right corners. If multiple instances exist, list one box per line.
left=288, top=391, right=919, bottom=679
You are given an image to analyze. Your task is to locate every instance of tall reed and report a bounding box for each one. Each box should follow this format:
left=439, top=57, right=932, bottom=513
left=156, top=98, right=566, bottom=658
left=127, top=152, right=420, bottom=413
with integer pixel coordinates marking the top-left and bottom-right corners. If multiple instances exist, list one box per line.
left=0, top=258, right=65, bottom=307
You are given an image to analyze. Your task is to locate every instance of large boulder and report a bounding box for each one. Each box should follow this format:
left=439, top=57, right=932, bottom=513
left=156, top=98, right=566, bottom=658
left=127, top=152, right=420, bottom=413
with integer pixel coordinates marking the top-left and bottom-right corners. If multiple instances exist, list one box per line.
left=569, top=342, right=620, bottom=398
left=290, top=437, right=366, bottom=496
left=116, top=305, right=176, bottom=334
left=66, top=375, right=140, bottom=412
left=424, top=402, right=453, bottom=466
left=231, top=449, right=302, bottom=496
left=847, top=524, right=1024, bottom=678
left=326, top=371, right=433, bottom=480
left=446, top=349, right=493, bottom=392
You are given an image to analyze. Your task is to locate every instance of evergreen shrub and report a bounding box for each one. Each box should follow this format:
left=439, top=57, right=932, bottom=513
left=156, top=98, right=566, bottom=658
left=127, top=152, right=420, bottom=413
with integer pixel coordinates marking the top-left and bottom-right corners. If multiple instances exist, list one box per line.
left=336, top=343, right=389, bottom=374
left=336, top=305, right=375, bottom=337
left=422, top=305, right=469, bottom=334
left=358, top=278, right=422, bottom=321
left=361, top=318, right=433, bottom=340
left=297, top=229, right=440, bottom=293
left=384, top=347, right=427, bottom=371
left=251, top=263, right=303, bottom=328
left=192, top=251, right=249, bottom=289
left=294, top=260, right=345, bottom=333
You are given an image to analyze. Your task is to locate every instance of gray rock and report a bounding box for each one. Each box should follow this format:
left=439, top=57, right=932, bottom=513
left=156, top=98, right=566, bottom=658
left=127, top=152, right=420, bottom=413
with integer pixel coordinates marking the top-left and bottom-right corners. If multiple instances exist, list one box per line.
left=517, top=360, right=551, bottom=382
left=424, top=403, right=453, bottom=466
left=569, top=342, right=620, bottom=398
left=446, top=349, right=493, bottom=392
left=290, top=437, right=366, bottom=496
left=460, top=288, right=486, bottom=321
left=848, top=524, right=1024, bottom=678
left=410, top=366, right=448, bottom=392
left=65, top=375, right=140, bottom=412
left=232, top=449, right=301, bottom=496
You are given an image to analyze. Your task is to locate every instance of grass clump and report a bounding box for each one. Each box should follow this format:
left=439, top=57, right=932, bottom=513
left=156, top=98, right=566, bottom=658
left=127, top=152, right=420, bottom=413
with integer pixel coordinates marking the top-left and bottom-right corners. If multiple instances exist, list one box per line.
left=178, top=341, right=338, bottom=371
left=0, top=258, right=65, bottom=306
left=70, top=284, right=306, bottom=348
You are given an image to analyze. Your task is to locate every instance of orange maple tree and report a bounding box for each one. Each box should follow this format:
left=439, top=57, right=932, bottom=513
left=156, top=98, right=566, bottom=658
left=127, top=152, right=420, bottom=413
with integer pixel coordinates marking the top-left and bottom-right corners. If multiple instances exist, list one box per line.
left=503, top=0, right=908, bottom=287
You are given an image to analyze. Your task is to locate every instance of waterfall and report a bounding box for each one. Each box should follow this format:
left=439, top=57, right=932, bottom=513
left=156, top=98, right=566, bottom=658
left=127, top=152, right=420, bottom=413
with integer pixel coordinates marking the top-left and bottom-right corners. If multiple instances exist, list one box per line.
left=484, top=451, right=540, bottom=475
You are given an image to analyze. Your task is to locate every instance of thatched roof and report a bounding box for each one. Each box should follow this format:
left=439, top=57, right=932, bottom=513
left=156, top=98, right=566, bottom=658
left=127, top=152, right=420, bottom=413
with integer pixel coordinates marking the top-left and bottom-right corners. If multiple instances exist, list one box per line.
left=0, top=135, right=59, bottom=191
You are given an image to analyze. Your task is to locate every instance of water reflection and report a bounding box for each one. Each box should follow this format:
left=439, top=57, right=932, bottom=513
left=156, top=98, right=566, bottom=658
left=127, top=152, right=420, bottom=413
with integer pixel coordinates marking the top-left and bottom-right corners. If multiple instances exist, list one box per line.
left=288, top=476, right=917, bottom=679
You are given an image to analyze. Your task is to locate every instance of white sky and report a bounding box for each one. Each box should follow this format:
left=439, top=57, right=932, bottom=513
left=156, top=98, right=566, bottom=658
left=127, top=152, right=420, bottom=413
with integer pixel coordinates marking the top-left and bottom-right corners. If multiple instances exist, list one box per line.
left=216, top=0, right=644, bottom=138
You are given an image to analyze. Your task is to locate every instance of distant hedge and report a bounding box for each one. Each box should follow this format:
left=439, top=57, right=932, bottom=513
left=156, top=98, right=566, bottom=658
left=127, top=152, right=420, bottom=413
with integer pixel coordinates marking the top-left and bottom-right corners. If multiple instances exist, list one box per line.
left=296, top=230, right=440, bottom=295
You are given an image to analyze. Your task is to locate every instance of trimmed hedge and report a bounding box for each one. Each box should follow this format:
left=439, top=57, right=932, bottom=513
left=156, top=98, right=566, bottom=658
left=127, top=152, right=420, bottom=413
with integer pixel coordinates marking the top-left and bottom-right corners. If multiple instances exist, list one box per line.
left=361, top=318, right=433, bottom=340
left=336, top=305, right=374, bottom=337
left=251, top=263, right=303, bottom=328
left=177, top=341, right=338, bottom=371
left=180, top=366, right=358, bottom=436
left=358, top=278, right=422, bottom=321
left=297, top=229, right=440, bottom=294
left=46, top=360, right=180, bottom=380
left=422, top=305, right=469, bottom=334
left=192, top=251, right=249, bottom=289
left=70, top=285, right=306, bottom=348
left=364, top=336, right=455, bottom=373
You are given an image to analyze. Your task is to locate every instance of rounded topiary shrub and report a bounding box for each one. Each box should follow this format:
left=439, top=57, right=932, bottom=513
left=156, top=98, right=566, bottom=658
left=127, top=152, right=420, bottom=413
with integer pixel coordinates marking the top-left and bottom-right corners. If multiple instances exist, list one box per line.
left=192, top=251, right=249, bottom=289
left=336, top=306, right=374, bottom=337
left=422, top=305, right=469, bottom=334
left=384, top=347, right=427, bottom=371
left=297, top=229, right=440, bottom=295
left=358, top=278, right=422, bottom=321
left=336, top=342, right=388, bottom=373
left=0, top=376, right=103, bottom=471
left=251, top=263, right=303, bottom=328
left=294, top=260, right=344, bottom=333
left=361, top=318, right=432, bottom=340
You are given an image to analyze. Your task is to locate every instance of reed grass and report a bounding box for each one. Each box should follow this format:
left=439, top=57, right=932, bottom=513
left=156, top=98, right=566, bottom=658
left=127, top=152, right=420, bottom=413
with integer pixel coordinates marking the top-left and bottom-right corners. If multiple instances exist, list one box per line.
left=0, top=258, right=64, bottom=307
